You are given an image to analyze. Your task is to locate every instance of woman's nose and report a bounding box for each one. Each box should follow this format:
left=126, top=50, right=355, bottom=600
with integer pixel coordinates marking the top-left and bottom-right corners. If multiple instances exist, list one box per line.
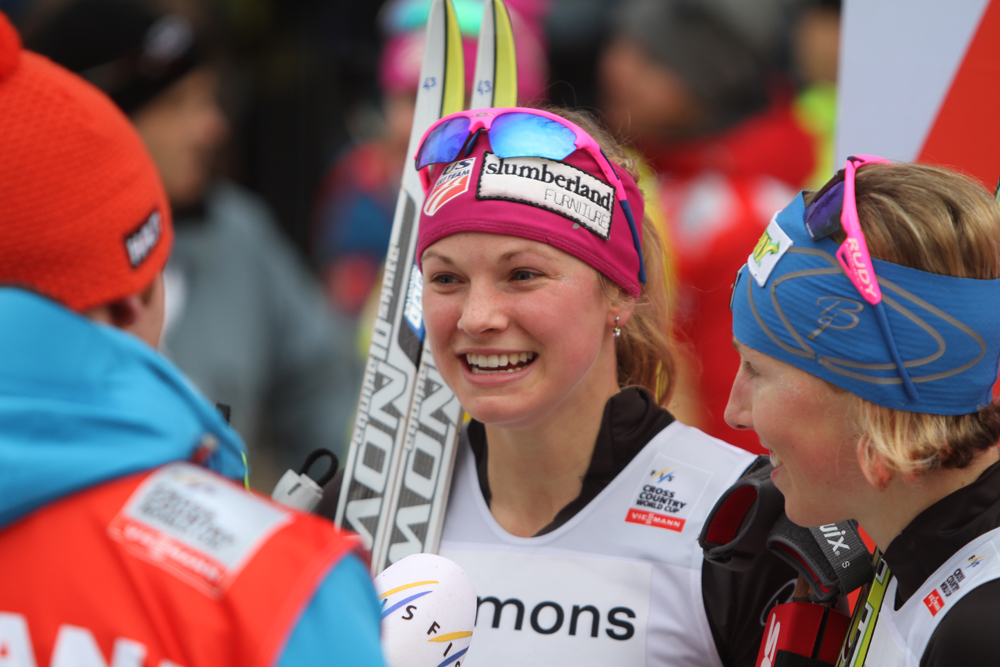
left=724, top=371, right=753, bottom=431
left=457, top=282, right=507, bottom=336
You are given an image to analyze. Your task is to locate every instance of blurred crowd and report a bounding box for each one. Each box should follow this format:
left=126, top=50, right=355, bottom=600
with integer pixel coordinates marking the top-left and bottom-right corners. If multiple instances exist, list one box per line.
left=5, top=0, right=841, bottom=488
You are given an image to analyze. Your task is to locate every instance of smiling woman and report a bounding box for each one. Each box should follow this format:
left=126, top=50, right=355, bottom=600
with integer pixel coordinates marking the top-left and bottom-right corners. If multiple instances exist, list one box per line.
left=727, top=158, right=1000, bottom=666
left=412, top=107, right=797, bottom=667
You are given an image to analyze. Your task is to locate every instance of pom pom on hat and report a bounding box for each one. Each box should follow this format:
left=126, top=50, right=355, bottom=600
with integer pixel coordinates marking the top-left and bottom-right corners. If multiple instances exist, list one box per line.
left=0, top=10, right=172, bottom=312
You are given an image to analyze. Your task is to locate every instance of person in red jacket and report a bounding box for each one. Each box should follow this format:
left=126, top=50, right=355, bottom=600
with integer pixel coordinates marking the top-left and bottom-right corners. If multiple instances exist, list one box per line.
left=0, top=12, right=385, bottom=667
left=598, top=0, right=817, bottom=452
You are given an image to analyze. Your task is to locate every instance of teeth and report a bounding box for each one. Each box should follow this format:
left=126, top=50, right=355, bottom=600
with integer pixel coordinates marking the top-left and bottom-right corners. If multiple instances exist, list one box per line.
left=464, top=351, right=536, bottom=373
left=770, top=452, right=782, bottom=468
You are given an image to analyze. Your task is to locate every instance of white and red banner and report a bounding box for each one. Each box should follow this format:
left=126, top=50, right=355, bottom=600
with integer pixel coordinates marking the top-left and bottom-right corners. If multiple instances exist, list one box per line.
left=837, top=0, right=1000, bottom=189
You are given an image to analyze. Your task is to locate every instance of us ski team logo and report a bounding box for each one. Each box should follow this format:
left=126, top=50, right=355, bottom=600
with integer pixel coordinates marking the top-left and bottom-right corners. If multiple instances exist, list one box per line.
left=424, top=158, right=475, bottom=215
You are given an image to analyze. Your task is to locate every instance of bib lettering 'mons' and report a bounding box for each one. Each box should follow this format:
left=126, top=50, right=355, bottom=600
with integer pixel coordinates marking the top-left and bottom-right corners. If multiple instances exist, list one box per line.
left=477, top=152, right=614, bottom=239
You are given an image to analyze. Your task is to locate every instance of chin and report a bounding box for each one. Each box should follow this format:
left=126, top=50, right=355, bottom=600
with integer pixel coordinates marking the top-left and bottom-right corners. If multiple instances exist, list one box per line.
left=462, top=398, right=540, bottom=430
left=783, top=500, right=851, bottom=529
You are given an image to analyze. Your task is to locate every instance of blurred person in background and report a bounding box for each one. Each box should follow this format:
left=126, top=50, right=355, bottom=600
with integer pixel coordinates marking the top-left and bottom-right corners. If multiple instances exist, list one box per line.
left=790, top=0, right=841, bottom=189
left=310, top=0, right=549, bottom=330
left=28, top=0, right=362, bottom=491
left=598, top=0, right=818, bottom=453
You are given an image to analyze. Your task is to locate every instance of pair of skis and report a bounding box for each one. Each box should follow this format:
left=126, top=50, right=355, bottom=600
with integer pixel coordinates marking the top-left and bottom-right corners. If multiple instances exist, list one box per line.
left=334, top=0, right=518, bottom=575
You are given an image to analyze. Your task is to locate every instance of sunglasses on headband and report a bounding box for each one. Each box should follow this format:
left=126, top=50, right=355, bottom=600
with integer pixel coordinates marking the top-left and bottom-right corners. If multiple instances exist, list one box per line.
left=414, top=107, right=646, bottom=284
left=804, top=154, right=920, bottom=401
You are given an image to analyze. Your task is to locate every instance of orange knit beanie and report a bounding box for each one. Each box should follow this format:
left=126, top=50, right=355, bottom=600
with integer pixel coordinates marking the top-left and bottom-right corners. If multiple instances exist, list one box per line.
left=0, top=10, right=172, bottom=312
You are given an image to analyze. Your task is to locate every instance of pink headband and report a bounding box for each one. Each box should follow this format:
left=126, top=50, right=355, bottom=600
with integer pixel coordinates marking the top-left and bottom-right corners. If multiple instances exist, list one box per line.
left=415, top=132, right=646, bottom=296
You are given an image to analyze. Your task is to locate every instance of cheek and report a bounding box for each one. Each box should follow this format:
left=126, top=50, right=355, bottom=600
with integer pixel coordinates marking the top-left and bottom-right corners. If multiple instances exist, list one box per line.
left=782, top=393, right=857, bottom=472
left=422, top=291, right=459, bottom=350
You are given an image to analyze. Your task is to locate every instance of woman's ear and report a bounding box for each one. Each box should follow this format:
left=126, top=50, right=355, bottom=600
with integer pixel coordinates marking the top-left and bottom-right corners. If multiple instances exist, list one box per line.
left=856, top=438, right=893, bottom=492
left=607, top=292, right=637, bottom=330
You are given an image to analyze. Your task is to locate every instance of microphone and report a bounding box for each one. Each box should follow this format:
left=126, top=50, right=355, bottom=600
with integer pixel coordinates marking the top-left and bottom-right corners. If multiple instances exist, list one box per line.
left=374, top=554, right=477, bottom=667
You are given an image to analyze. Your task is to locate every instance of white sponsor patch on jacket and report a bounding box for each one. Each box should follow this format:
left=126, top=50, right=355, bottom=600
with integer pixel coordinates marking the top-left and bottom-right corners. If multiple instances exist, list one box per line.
left=747, top=214, right=794, bottom=287
left=108, top=462, right=290, bottom=597
left=624, top=455, right=713, bottom=533
left=477, top=152, right=614, bottom=239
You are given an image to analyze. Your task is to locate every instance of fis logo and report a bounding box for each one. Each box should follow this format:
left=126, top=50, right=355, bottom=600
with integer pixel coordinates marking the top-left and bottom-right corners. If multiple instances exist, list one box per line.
left=424, top=158, right=475, bottom=215
left=967, top=553, right=988, bottom=569
left=649, top=467, right=676, bottom=484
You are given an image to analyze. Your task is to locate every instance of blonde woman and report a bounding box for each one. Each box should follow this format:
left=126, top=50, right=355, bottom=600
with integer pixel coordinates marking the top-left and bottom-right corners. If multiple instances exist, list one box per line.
left=727, top=156, right=1000, bottom=666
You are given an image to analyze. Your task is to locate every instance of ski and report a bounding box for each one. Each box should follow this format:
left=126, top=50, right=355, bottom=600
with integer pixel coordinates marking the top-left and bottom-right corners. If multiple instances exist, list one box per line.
left=334, top=0, right=465, bottom=575
left=351, top=0, right=520, bottom=575
left=470, top=0, right=517, bottom=109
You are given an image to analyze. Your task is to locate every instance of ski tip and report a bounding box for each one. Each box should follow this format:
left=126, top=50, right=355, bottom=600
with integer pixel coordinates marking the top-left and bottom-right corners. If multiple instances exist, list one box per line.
left=442, top=0, right=466, bottom=116
left=492, top=0, right=517, bottom=108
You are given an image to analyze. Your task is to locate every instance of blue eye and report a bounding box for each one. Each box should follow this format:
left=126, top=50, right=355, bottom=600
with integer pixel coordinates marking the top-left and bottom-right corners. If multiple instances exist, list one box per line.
left=512, top=269, right=538, bottom=281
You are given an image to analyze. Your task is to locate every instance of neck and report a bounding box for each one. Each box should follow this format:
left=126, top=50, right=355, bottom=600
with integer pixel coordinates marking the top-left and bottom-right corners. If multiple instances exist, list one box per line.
left=484, top=388, right=615, bottom=538
left=858, top=447, right=1000, bottom=551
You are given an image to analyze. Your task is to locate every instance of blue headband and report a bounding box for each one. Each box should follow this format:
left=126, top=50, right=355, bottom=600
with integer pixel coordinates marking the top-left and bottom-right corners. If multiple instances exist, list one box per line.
left=732, top=193, right=1000, bottom=415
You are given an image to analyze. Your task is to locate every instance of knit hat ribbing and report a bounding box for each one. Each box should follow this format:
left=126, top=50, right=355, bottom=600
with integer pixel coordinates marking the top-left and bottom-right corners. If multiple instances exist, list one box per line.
left=0, top=10, right=172, bottom=312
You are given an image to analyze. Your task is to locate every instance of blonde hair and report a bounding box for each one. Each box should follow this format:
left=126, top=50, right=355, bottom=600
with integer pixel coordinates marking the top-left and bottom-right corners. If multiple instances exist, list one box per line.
left=549, top=107, right=676, bottom=407
left=826, top=162, right=1000, bottom=478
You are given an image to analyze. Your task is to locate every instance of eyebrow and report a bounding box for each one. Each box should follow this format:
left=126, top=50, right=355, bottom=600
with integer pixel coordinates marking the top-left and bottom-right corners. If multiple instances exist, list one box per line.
left=732, top=338, right=744, bottom=353
left=422, top=246, right=558, bottom=265
left=499, top=248, right=556, bottom=263
left=421, top=250, right=454, bottom=265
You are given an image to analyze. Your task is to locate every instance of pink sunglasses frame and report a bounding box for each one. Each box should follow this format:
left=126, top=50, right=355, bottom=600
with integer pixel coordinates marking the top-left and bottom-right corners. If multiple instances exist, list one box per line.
left=837, top=154, right=891, bottom=306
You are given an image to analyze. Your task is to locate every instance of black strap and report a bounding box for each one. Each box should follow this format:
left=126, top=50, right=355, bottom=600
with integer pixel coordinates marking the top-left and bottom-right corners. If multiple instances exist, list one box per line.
left=766, top=516, right=873, bottom=602
left=700, top=456, right=874, bottom=600
left=699, top=456, right=786, bottom=570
